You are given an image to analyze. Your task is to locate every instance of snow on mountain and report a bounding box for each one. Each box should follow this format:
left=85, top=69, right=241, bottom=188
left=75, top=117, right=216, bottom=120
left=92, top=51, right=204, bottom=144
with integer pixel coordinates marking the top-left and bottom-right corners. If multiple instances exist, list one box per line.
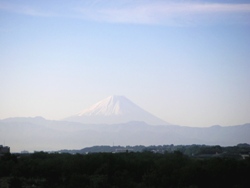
left=65, top=95, right=169, bottom=125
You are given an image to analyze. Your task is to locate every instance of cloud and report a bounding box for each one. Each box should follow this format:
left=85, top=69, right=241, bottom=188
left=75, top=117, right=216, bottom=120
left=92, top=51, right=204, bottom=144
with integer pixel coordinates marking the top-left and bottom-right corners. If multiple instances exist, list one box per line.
left=76, top=1, right=250, bottom=26
left=1, top=1, right=250, bottom=26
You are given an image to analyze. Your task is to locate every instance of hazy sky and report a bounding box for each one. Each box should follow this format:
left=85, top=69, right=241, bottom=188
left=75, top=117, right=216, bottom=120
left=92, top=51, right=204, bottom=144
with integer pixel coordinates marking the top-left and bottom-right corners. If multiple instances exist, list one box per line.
left=1, top=0, right=250, bottom=127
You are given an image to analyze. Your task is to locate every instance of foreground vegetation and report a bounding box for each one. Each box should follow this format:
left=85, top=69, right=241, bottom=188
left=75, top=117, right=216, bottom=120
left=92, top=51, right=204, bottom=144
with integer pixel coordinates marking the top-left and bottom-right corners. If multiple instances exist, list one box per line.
left=0, top=150, right=250, bottom=188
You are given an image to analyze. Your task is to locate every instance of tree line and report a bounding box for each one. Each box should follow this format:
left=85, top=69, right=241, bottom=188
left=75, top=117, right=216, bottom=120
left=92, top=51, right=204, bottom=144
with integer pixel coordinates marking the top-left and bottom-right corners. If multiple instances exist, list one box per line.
left=0, top=150, right=250, bottom=188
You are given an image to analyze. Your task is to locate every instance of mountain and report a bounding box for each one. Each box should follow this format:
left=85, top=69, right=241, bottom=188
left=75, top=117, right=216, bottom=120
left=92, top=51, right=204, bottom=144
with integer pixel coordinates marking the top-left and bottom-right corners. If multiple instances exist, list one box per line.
left=64, top=95, right=169, bottom=125
left=1, top=117, right=250, bottom=152
left=1, top=96, right=249, bottom=152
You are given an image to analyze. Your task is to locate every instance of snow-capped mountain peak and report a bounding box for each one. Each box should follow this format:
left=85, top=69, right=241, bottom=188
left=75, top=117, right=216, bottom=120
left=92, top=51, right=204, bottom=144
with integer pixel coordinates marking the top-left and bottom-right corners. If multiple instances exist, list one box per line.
left=78, top=95, right=127, bottom=116
left=65, top=95, right=169, bottom=125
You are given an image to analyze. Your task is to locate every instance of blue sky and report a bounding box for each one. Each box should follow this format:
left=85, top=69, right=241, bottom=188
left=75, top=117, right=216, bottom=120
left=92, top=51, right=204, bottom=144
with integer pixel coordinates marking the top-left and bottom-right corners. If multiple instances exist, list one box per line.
left=0, top=0, right=250, bottom=127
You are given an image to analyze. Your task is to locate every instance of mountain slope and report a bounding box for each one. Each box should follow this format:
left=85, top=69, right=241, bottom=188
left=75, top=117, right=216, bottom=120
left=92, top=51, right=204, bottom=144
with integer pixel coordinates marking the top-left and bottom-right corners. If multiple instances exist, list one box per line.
left=65, top=95, right=168, bottom=125
left=1, top=117, right=250, bottom=152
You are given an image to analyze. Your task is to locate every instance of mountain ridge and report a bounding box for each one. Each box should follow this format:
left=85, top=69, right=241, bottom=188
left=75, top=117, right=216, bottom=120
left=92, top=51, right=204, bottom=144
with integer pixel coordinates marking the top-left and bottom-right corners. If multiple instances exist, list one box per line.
left=1, top=116, right=250, bottom=152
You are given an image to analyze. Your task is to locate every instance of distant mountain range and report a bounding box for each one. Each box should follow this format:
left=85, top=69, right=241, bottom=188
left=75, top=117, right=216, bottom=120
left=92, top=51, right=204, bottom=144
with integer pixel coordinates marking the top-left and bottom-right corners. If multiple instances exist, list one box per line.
left=0, top=95, right=250, bottom=152
left=1, top=117, right=250, bottom=153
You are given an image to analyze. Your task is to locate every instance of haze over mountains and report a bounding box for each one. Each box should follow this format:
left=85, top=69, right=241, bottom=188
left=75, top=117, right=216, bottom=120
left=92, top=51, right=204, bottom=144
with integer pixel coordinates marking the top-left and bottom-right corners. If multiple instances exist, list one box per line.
left=0, top=95, right=250, bottom=152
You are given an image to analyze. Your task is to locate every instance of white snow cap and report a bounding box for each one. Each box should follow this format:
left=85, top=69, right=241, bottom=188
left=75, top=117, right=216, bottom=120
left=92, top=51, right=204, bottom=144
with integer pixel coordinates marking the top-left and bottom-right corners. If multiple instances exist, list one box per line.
left=78, top=95, right=141, bottom=116
left=66, top=95, right=169, bottom=125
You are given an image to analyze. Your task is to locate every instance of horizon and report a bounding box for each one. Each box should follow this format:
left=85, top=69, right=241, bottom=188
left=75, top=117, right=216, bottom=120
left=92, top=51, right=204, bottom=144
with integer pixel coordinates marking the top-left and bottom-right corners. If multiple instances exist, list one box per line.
left=0, top=94, right=249, bottom=127
left=1, top=0, right=250, bottom=127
